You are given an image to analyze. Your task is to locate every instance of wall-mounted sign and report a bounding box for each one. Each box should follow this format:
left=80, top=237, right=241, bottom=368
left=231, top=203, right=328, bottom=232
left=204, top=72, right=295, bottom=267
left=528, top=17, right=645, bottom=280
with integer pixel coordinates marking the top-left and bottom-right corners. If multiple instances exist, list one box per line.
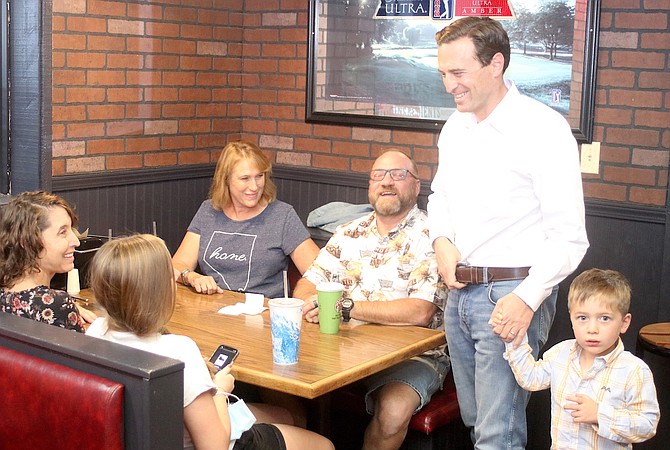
left=308, top=0, right=598, bottom=143
left=374, top=0, right=514, bottom=20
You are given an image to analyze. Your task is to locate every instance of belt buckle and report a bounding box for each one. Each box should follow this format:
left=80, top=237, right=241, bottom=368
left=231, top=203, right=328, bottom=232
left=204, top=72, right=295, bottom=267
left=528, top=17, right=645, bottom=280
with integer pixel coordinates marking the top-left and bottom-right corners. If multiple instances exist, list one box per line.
left=456, top=264, right=487, bottom=284
left=456, top=263, right=474, bottom=284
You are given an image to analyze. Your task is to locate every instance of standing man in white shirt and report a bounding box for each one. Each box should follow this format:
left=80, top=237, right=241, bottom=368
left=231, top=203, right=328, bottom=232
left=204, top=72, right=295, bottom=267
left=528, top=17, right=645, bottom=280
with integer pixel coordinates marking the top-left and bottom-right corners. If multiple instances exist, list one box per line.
left=428, top=16, right=589, bottom=449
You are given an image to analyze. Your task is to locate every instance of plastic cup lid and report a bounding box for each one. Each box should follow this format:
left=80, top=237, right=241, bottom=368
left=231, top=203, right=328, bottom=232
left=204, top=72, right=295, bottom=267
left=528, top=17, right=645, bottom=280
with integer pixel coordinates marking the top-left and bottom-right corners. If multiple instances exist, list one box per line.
left=316, top=281, right=344, bottom=292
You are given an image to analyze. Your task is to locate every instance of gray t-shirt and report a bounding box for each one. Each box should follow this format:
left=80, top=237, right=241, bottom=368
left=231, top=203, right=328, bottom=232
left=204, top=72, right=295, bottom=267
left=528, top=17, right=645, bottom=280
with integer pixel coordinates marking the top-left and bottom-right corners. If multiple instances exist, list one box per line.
left=188, top=199, right=309, bottom=298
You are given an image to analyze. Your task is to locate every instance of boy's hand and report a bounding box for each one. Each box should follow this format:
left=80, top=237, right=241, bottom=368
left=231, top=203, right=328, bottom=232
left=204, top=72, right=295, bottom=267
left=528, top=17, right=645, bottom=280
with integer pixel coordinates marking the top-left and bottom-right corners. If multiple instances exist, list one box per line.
left=564, top=393, right=598, bottom=424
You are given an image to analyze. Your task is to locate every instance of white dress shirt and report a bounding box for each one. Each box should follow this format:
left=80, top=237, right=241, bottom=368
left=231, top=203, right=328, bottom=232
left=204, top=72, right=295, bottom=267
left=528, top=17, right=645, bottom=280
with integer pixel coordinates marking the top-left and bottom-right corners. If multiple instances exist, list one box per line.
left=428, top=80, right=589, bottom=310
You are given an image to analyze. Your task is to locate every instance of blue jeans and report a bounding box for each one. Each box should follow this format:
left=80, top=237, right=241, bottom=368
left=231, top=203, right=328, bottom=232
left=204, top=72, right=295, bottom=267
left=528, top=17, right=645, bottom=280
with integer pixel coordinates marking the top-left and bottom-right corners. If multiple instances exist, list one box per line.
left=445, top=280, right=557, bottom=450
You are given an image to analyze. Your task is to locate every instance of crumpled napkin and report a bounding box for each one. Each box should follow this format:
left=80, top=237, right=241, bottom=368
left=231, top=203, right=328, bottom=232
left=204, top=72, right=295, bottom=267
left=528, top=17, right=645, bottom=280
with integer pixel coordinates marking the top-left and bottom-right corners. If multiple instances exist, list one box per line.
left=218, top=293, right=267, bottom=316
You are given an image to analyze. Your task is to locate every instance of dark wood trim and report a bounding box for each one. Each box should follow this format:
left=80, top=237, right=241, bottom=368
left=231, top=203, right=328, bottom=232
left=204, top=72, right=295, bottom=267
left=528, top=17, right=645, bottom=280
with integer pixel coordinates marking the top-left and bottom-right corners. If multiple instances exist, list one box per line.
left=52, top=164, right=216, bottom=191
left=9, top=0, right=51, bottom=193
left=53, top=164, right=667, bottom=225
left=584, top=199, right=665, bottom=224
left=273, top=164, right=434, bottom=194
left=40, top=0, right=53, bottom=190
left=0, top=0, right=8, bottom=193
left=273, top=165, right=432, bottom=212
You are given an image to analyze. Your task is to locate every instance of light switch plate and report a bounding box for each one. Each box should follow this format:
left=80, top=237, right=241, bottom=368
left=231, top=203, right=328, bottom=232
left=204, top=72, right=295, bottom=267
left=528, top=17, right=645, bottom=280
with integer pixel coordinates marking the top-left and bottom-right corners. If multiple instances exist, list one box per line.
left=580, top=142, right=600, bottom=174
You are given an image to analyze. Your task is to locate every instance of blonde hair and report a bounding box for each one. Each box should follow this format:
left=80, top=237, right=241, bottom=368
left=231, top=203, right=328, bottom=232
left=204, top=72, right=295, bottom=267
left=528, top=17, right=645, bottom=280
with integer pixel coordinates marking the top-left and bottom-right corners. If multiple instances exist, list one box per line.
left=209, top=141, right=277, bottom=211
left=568, top=268, right=632, bottom=316
left=90, top=234, right=176, bottom=336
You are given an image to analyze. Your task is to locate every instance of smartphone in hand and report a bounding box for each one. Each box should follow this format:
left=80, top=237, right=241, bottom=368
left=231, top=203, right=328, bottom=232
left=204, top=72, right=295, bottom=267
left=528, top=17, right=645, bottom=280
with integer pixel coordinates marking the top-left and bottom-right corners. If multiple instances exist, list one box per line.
left=209, top=344, right=239, bottom=370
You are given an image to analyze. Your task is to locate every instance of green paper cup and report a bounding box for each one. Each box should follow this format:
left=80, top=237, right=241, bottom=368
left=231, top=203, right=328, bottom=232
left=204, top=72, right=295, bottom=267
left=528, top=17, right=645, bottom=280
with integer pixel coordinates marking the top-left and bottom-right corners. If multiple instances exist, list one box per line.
left=317, top=282, right=344, bottom=334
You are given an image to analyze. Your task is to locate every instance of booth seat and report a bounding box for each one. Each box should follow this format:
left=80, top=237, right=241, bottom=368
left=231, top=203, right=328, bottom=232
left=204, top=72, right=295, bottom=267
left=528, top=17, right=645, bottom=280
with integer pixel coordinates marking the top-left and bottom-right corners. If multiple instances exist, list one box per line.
left=331, top=371, right=471, bottom=450
left=0, top=313, right=185, bottom=450
left=404, top=371, right=472, bottom=450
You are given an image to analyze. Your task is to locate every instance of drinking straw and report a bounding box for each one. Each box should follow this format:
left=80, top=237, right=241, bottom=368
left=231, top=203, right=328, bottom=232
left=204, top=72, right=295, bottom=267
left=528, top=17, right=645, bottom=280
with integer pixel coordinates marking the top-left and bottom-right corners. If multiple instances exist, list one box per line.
left=283, top=270, right=289, bottom=298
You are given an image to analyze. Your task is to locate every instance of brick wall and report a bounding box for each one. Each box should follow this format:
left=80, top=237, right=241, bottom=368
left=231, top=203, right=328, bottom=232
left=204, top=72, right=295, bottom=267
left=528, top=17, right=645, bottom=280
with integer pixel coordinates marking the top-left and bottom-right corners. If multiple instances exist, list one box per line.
left=51, top=0, right=670, bottom=206
left=51, top=0, right=245, bottom=175
left=587, top=0, right=670, bottom=206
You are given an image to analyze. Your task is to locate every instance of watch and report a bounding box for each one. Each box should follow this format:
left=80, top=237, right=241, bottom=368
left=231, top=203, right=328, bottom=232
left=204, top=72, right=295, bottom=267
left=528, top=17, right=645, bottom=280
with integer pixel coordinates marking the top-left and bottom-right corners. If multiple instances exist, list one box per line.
left=341, top=298, right=354, bottom=322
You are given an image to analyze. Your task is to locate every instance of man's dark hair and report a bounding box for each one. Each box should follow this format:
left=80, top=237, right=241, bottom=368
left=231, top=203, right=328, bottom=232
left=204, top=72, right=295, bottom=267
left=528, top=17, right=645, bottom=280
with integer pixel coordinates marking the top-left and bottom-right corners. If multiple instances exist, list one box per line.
left=435, top=16, right=511, bottom=73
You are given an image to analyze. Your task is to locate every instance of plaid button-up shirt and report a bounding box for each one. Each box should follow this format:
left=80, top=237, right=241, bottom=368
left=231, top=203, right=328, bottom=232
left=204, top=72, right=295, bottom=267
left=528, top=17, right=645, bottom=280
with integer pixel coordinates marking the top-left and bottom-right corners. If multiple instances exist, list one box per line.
left=505, top=338, right=659, bottom=449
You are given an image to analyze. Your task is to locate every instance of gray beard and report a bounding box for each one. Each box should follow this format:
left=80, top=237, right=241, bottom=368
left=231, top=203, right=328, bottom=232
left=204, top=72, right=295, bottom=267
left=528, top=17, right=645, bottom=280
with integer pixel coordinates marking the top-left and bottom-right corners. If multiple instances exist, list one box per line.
left=375, top=198, right=402, bottom=216
left=372, top=194, right=413, bottom=217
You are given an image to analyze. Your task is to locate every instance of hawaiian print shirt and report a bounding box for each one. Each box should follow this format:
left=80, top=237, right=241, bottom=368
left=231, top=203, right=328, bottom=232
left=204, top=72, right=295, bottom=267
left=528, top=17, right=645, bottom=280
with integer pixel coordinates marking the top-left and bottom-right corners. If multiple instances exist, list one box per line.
left=304, top=205, right=446, bottom=333
left=1, top=285, right=85, bottom=332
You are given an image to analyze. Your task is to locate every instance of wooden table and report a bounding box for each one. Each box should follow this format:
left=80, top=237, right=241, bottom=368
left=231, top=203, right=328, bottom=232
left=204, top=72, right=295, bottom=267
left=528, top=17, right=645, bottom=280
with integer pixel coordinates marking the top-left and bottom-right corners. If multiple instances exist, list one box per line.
left=80, top=285, right=446, bottom=400
left=637, top=322, right=670, bottom=359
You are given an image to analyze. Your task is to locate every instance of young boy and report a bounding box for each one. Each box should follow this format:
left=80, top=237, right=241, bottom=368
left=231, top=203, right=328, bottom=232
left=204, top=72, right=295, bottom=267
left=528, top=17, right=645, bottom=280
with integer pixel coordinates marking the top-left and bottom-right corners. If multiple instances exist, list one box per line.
left=501, top=268, right=659, bottom=449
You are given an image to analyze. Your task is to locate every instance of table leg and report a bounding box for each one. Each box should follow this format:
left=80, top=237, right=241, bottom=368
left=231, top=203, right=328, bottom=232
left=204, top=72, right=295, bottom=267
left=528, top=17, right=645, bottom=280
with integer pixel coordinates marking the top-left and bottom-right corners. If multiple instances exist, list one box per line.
left=307, top=394, right=332, bottom=438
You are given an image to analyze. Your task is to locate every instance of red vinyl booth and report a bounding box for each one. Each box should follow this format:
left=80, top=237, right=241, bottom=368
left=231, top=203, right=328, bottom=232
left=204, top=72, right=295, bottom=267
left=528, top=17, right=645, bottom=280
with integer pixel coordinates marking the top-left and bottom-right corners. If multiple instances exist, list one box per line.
left=0, top=313, right=185, bottom=450
left=0, top=347, right=124, bottom=449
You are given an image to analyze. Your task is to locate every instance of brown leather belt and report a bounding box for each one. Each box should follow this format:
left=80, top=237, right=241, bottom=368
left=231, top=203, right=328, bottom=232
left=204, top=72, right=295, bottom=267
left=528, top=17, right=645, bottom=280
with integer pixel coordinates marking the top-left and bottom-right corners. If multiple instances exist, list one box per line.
left=455, top=266, right=530, bottom=284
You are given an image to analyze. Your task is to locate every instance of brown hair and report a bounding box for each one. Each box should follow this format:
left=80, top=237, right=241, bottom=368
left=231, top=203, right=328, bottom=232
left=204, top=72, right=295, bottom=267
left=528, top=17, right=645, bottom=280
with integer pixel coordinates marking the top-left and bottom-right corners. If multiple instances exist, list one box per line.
left=209, top=141, right=277, bottom=211
left=90, top=234, right=176, bottom=336
left=435, top=16, right=511, bottom=73
left=568, top=268, right=632, bottom=316
left=0, top=191, right=78, bottom=288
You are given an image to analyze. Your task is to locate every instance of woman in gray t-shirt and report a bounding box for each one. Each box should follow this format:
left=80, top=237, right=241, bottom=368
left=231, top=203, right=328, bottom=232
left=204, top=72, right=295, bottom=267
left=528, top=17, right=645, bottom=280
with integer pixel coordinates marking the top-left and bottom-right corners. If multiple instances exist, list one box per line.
left=172, top=141, right=318, bottom=298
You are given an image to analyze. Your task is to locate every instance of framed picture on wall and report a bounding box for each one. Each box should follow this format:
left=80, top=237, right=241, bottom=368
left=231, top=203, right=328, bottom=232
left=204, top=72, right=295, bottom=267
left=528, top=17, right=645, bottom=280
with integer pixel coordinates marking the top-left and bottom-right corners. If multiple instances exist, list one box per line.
left=306, top=0, right=600, bottom=142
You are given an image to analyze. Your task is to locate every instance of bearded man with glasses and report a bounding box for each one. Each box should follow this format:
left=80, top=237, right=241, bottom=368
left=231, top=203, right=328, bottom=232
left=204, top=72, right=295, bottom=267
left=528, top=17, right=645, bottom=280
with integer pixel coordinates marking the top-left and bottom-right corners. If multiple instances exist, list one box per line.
left=294, top=150, right=449, bottom=450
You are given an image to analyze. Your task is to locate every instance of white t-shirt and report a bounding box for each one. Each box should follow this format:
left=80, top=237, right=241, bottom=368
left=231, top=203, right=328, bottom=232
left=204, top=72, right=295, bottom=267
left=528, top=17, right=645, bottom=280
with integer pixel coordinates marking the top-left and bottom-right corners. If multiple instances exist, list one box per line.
left=86, top=317, right=216, bottom=448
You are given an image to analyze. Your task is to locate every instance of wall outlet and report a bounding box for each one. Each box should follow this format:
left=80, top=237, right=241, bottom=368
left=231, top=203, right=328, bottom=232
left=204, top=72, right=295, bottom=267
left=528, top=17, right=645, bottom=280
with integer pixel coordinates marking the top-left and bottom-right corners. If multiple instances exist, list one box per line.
left=580, top=142, right=600, bottom=174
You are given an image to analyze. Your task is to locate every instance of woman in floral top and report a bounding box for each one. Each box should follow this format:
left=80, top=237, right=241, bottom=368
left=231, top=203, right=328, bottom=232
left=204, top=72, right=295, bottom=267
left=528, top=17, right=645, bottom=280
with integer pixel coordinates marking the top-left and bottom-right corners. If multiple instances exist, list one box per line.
left=0, top=191, right=85, bottom=332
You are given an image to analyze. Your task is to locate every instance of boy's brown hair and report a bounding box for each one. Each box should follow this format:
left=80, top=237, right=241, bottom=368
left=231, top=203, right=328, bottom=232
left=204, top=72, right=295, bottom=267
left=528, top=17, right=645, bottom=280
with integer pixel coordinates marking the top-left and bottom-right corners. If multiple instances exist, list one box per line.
left=568, top=268, right=631, bottom=316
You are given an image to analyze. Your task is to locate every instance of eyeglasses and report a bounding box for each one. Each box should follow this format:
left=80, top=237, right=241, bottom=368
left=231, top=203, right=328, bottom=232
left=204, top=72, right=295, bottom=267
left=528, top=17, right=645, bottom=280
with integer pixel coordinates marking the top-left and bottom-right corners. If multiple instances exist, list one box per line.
left=370, top=168, right=418, bottom=181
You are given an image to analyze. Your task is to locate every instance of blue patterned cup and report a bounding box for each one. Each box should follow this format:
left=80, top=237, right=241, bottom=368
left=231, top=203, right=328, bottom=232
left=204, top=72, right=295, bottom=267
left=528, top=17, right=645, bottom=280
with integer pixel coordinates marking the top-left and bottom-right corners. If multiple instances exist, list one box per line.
left=268, top=297, right=304, bottom=365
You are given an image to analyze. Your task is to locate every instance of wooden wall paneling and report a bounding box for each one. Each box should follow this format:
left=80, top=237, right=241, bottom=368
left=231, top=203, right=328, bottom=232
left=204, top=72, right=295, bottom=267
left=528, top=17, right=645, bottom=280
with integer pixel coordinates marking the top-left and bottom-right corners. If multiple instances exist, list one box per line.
left=53, top=166, right=215, bottom=253
left=272, top=165, right=430, bottom=220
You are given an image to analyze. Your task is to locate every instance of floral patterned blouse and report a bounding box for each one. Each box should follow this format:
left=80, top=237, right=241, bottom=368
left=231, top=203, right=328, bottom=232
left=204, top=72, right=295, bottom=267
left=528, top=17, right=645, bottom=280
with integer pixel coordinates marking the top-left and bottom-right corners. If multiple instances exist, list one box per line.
left=0, top=285, right=85, bottom=332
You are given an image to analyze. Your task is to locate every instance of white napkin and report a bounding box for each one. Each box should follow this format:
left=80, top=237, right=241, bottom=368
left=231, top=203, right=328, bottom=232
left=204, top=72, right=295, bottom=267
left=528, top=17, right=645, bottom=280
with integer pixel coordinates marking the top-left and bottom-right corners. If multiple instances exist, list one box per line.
left=218, top=293, right=267, bottom=316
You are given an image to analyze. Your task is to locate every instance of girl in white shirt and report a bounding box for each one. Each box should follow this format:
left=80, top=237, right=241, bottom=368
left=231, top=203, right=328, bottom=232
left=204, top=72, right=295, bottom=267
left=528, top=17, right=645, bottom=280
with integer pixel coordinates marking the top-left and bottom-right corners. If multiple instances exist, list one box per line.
left=86, top=234, right=333, bottom=450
